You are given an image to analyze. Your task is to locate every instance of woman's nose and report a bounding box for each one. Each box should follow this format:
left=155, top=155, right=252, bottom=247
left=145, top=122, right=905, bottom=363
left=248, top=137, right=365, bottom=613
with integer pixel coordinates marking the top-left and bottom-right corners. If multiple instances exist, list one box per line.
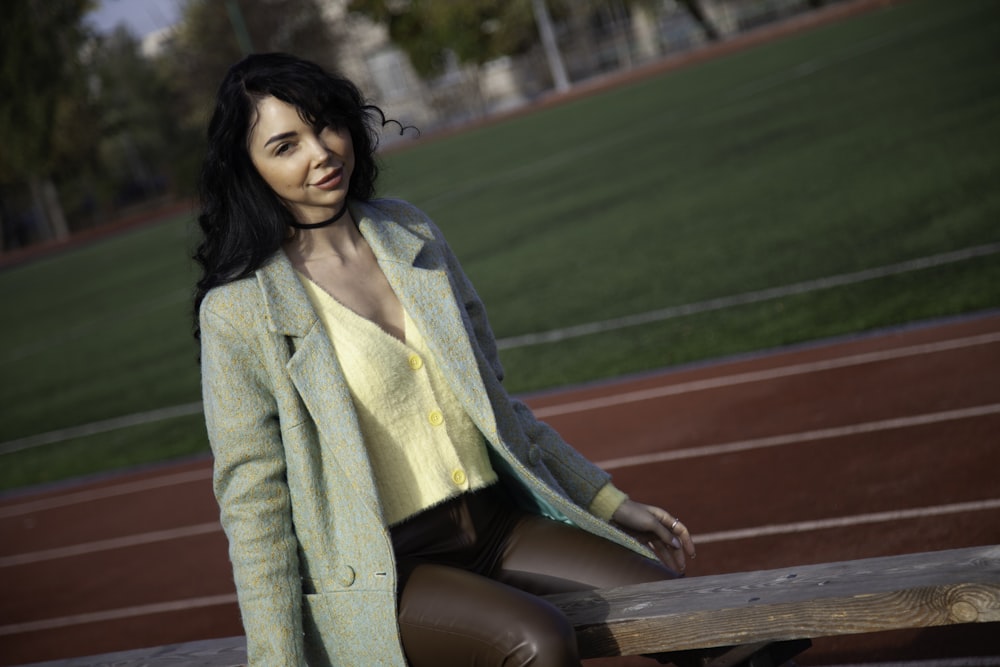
left=309, top=135, right=332, bottom=163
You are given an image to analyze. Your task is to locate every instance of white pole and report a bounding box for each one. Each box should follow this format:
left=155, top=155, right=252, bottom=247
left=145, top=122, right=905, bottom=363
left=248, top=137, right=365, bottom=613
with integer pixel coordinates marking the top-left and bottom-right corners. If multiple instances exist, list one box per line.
left=531, top=0, right=570, bottom=93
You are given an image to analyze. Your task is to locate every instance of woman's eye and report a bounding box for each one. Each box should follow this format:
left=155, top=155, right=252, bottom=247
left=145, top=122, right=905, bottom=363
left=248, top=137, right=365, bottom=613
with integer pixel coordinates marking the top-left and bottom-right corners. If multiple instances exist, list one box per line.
left=275, top=143, right=291, bottom=155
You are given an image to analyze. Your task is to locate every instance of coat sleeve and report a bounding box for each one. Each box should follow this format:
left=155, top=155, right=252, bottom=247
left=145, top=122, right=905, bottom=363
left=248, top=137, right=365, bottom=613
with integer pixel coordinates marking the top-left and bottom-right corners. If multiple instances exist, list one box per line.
left=428, top=221, right=623, bottom=513
left=200, top=296, right=307, bottom=666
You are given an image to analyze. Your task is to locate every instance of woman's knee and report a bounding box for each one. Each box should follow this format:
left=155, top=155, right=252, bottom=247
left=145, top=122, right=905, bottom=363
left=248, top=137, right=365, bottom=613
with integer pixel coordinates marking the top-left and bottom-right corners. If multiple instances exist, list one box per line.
left=501, top=595, right=580, bottom=667
left=399, top=564, right=581, bottom=667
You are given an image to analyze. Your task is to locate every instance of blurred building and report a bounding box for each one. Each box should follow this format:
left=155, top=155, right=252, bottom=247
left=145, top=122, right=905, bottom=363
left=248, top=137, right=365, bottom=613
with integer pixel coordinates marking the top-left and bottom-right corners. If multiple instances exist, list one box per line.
left=315, top=0, right=840, bottom=138
left=147, top=0, right=843, bottom=139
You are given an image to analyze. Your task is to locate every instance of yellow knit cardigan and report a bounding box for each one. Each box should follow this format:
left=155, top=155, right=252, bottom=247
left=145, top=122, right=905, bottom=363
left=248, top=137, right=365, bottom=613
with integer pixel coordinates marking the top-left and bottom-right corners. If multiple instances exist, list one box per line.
left=298, top=273, right=625, bottom=525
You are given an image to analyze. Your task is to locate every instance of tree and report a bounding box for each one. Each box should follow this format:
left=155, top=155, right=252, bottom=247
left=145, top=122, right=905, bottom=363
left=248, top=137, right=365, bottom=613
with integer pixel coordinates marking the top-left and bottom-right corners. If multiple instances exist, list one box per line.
left=348, top=0, right=540, bottom=79
left=0, top=0, right=94, bottom=245
left=164, top=0, right=341, bottom=134
left=82, top=27, right=183, bottom=211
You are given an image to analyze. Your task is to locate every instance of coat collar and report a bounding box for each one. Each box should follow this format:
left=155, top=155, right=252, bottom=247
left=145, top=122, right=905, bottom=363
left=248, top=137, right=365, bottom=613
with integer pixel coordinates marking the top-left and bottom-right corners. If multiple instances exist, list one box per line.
left=255, top=199, right=429, bottom=339
left=254, top=198, right=497, bottom=444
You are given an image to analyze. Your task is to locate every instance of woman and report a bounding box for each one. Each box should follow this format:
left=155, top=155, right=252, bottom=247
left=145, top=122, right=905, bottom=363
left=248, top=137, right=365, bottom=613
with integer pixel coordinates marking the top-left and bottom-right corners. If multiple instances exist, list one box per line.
left=195, top=52, right=695, bottom=667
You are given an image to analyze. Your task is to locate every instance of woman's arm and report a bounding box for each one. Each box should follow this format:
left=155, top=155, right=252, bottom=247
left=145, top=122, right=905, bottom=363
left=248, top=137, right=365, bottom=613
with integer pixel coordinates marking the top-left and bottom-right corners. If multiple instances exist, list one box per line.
left=200, top=299, right=306, bottom=666
left=428, top=219, right=697, bottom=571
left=429, top=223, right=618, bottom=503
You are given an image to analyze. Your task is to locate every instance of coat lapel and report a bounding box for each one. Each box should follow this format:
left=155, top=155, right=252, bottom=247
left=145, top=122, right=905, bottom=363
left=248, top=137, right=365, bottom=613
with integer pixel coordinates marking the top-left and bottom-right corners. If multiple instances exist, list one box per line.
left=256, top=252, right=382, bottom=511
left=356, top=202, right=498, bottom=437
left=253, top=200, right=499, bottom=511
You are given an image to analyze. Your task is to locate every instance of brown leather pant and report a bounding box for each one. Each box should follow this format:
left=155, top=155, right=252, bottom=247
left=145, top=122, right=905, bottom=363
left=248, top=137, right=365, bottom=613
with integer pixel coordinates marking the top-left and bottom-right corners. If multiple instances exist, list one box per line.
left=391, top=484, right=675, bottom=667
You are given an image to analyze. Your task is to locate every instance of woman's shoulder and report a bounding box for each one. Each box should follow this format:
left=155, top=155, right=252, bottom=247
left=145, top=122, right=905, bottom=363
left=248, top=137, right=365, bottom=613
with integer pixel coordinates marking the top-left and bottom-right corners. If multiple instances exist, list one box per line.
left=360, top=196, right=426, bottom=219
left=200, top=265, right=270, bottom=323
left=357, top=197, right=443, bottom=238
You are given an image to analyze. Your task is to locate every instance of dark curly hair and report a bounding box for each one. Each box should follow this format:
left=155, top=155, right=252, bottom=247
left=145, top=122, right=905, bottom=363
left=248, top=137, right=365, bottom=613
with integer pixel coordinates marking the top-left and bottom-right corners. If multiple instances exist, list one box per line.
left=193, top=52, right=386, bottom=341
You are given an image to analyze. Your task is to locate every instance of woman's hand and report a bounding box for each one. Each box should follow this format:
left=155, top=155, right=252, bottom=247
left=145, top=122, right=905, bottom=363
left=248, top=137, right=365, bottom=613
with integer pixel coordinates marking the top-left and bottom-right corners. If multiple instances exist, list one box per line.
left=611, top=499, right=696, bottom=575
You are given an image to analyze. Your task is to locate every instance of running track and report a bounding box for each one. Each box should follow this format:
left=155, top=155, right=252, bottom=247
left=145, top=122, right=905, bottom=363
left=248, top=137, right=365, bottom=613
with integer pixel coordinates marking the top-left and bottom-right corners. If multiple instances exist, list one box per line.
left=2, top=312, right=999, bottom=665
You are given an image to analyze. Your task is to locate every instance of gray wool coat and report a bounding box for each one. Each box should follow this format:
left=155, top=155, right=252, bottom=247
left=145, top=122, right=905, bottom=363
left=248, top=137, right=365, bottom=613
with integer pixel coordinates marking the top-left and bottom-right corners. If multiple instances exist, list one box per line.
left=199, top=198, right=652, bottom=666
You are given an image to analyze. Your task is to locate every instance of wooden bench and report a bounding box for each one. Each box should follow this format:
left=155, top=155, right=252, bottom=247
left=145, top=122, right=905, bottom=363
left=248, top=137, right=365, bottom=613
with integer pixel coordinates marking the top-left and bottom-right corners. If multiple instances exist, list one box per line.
left=20, top=545, right=1000, bottom=666
left=545, top=544, right=1000, bottom=665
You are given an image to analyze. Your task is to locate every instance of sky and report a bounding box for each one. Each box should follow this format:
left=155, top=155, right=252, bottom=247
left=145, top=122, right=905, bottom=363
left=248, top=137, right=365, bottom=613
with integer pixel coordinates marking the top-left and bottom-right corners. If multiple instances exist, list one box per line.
left=85, top=0, right=183, bottom=38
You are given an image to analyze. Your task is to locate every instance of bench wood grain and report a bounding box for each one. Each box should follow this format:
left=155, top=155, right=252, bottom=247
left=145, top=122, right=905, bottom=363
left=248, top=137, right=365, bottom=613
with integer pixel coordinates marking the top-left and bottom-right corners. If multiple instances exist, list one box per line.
left=20, top=545, right=1000, bottom=666
left=543, top=544, right=1000, bottom=658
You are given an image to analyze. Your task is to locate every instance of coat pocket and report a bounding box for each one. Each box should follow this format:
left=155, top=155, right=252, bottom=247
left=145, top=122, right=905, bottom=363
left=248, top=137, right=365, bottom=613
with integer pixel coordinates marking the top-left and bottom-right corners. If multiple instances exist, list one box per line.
left=301, top=590, right=406, bottom=667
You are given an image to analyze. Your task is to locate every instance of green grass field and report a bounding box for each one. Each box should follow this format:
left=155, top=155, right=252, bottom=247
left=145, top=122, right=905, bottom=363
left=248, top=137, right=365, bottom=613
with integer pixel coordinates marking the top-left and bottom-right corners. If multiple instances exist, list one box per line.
left=2, top=0, right=998, bottom=490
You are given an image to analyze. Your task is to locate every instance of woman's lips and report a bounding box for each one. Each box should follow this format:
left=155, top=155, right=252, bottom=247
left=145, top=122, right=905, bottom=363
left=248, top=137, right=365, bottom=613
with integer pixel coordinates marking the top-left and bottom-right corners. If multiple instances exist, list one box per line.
left=313, top=168, right=343, bottom=190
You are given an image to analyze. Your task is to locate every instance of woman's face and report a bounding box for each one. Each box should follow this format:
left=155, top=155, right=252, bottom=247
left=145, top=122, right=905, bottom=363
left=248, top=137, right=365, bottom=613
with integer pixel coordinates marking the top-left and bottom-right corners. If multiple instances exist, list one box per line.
left=248, top=95, right=355, bottom=225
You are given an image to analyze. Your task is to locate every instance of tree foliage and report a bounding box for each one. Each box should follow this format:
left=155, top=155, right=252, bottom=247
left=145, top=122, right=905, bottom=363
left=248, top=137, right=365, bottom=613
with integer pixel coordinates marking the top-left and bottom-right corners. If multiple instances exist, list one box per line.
left=1, top=0, right=346, bottom=246
left=348, top=0, right=541, bottom=78
left=164, top=0, right=341, bottom=133
left=0, top=0, right=94, bottom=181
left=84, top=27, right=181, bottom=206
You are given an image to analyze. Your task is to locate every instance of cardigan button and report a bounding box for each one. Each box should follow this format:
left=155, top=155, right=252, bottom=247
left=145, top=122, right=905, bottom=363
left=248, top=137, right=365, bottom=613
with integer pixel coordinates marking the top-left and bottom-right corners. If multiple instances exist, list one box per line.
left=408, top=354, right=423, bottom=370
left=339, top=566, right=356, bottom=587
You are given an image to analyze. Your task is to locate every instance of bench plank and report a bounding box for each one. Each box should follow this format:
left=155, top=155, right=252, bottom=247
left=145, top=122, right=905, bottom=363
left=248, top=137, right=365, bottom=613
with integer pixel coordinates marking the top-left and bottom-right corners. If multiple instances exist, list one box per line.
left=19, top=546, right=999, bottom=666
left=544, top=545, right=1000, bottom=657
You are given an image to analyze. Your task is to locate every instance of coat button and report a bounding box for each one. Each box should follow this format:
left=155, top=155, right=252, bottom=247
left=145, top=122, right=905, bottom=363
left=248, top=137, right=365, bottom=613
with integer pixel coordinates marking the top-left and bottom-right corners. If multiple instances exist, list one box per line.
left=451, top=468, right=467, bottom=485
left=408, top=354, right=423, bottom=370
left=339, top=565, right=356, bottom=587
left=428, top=410, right=444, bottom=426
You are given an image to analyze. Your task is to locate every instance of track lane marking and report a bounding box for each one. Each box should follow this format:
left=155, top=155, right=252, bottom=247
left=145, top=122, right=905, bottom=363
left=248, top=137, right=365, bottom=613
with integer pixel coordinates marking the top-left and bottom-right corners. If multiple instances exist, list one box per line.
left=3, top=291, right=998, bottom=454
left=497, top=244, right=1000, bottom=350
left=4, top=331, right=996, bottom=514
left=596, top=403, right=1000, bottom=470
left=3, top=498, right=998, bottom=636
left=0, top=522, right=220, bottom=568
left=697, top=498, right=1000, bottom=544
left=534, top=332, right=1000, bottom=418
left=5, top=404, right=998, bottom=567
left=0, top=594, right=238, bottom=636
left=0, top=468, right=213, bottom=519
left=0, top=332, right=1000, bottom=519
left=0, top=402, right=205, bottom=455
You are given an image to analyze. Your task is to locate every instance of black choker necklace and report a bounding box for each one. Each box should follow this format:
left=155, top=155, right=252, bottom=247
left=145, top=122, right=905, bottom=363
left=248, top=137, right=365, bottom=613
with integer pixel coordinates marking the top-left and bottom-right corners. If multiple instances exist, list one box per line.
left=289, top=200, right=350, bottom=230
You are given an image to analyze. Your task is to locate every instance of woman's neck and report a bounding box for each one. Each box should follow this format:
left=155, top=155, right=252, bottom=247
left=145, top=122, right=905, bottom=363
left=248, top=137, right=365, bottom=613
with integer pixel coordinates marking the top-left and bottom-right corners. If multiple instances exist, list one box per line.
left=284, top=213, right=362, bottom=265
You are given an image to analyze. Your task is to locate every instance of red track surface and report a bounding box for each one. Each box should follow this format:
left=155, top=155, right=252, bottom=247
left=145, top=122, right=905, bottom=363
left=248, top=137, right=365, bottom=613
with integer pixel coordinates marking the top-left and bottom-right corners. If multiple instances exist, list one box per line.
left=5, top=2, right=992, bottom=663
left=2, top=312, right=998, bottom=665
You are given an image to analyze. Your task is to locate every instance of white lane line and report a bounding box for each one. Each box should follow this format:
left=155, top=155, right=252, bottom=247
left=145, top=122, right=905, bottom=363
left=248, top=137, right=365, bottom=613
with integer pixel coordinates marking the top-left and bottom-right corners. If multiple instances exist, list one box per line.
left=0, top=593, right=238, bottom=636
left=596, top=403, right=1000, bottom=470
left=0, top=401, right=205, bottom=456
left=4, top=332, right=996, bottom=512
left=0, top=468, right=213, bottom=519
left=497, top=243, right=1000, bottom=350
left=697, top=499, right=1000, bottom=545
left=534, top=331, right=1000, bottom=418
left=4, top=249, right=998, bottom=455
left=6, top=405, right=997, bottom=567
left=4, top=499, right=998, bottom=637
left=0, top=522, right=221, bottom=568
